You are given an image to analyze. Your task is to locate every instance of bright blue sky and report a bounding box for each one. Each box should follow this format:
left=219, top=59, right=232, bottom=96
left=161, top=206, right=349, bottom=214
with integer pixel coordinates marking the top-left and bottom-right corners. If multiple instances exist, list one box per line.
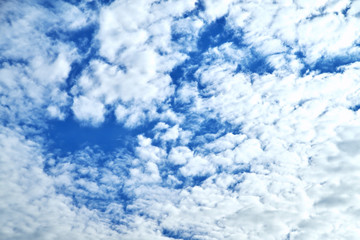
left=2, top=0, right=360, bottom=239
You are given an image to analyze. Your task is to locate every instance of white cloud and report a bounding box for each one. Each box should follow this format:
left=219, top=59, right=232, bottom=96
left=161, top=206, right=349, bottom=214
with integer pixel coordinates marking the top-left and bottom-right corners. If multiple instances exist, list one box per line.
left=0, top=127, right=122, bottom=240
left=223, top=0, right=360, bottom=68
left=201, top=0, right=237, bottom=22
left=176, top=81, right=199, bottom=104
left=72, top=58, right=175, bottom=126
left=115, top=31, right=360, bottom=237
left=172, top=16, right=204, bottom=52
left=203, top=133, right=246, bottom=153
left=0, top=59, right=71, bottom=124
left=72, top=96, right=106, bottom=126
left=47, top=105, right=66, bottom=120
left=292, top=125, right=360, bottom=239
left=0, top=0, right=93, bottom=124
left=168, top=146, right=193, bottom=165
left=160, top=125, right=180, bottom=142
left=135, top=135, right=167, bottom=164
left=3, top=0, right=360, bottom=239
left=180, top=155, right=215, bottom=177
left=71, top=0, right=199, bottom=127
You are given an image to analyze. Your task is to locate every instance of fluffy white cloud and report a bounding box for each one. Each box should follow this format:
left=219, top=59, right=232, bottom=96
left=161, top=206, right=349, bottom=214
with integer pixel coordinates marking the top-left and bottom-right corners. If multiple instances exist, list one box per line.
left=0, top=127, right=122, bottom=240
left=3, top=0, right=360, bottom=239
left=72, top=96, right=106, bottom=126
left=0, top=0, right=93, bottom=124
left=200, top=0, right=237, bottom=22
left=223, top=0, right=360, bottom=68
left=168, top=146, right=193, bottom=165
left=71, top=0, right=199, bottom=126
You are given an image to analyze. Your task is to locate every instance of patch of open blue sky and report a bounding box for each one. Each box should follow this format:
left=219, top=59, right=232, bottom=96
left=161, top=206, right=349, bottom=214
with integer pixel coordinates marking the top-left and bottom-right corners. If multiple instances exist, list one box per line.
left=46, top=113, right=157, bottom=154
left=170, top=15, right=273, bottom=90
left=296, top=49, right=360, bottom=75
left=46, top=24, right=97, bottom=54
left=0, top=58, right=28, bottom=66
left=162, top=228, right=194, bottom=240
left=312, top=55, right=360, bottom=73
left=349, top=104, right=360, bottom=112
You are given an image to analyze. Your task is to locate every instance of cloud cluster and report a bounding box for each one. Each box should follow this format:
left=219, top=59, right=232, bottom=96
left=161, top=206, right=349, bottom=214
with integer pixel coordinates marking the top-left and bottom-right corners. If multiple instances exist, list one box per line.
left=0, top=0, right=92, bottom=125
left=2, top=0, right=360, bottom=239
left=71, top=0, right=200, bottom=127
left=223, top=0, right=360, bottom=70
left=0, top=126, right=121, bottom=240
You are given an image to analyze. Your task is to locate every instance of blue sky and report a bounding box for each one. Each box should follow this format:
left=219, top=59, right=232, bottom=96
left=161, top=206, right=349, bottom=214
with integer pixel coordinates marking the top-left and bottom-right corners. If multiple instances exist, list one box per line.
left=2, top=0, right=360, bottom=239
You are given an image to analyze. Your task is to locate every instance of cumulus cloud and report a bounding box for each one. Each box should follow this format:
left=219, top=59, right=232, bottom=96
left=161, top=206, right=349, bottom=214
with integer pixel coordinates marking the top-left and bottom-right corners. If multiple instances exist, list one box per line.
left=0, top=0, right=92, bottom=125
left=0, top=127, right=121, bottom=240
left=3, top=0, right=360, bottom=239
left=71, top=0, right=198, bottom=126
left=223, top=0, right=360, bottom=69
left=72, top=96, right=106, bottom=126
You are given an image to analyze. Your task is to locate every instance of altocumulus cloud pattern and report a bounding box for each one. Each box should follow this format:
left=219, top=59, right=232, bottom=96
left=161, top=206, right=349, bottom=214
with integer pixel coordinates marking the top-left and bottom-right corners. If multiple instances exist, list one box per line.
left=2, top=0, right=360, bottom=239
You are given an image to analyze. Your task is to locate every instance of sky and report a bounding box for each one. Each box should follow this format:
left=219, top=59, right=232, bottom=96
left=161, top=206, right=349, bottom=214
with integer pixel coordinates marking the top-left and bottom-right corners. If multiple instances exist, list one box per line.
left=1, top=0, right=360, bottom=239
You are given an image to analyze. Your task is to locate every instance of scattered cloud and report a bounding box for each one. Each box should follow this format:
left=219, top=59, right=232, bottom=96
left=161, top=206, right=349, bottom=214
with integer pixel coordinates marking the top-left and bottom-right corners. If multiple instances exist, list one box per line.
left=2, top=0, right=360, bottom=239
